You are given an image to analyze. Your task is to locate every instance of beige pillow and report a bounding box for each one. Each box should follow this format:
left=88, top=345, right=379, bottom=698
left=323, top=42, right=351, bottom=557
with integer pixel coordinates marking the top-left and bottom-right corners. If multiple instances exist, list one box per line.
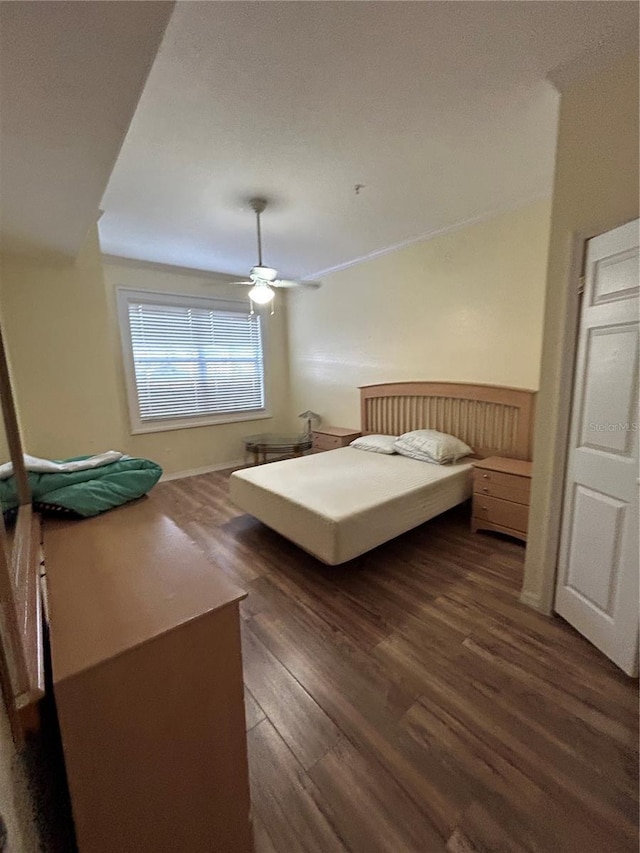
left=350, top=434, right=398, bottom=455
left=394, top=429, right=473, bottom=464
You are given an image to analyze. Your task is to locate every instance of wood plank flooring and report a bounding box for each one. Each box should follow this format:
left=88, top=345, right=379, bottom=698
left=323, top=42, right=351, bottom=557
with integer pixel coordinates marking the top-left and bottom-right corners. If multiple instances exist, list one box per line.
left=155, top=470, right=639, bottom=853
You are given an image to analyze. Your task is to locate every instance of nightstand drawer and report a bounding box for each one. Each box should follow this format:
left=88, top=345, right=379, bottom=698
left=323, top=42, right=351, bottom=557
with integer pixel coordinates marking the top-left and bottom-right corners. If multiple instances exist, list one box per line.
left=312, top=433, right=342, bottom=451
left=473, top=469, right=531, bottom=505
left=473, top=495, right=529, bottom=533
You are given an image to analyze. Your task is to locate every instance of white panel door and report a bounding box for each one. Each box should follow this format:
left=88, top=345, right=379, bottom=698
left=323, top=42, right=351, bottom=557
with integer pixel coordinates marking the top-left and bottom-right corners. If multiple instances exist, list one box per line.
left=556, top=219, right=639, bottom=675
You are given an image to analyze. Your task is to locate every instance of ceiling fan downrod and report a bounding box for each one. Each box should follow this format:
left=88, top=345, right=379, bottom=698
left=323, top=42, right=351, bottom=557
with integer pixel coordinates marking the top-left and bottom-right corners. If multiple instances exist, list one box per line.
left=250, top=197, right=267, bottom=267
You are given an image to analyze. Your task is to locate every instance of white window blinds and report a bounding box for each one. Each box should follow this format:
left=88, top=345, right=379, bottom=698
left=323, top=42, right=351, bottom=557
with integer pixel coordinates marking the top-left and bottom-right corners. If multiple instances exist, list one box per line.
left=125, top=296, right=265, bottom=424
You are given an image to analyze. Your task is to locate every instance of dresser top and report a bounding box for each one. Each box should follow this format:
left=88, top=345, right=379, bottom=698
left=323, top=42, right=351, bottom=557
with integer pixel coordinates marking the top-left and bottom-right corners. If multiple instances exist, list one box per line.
left=313, top=426, right=360, bottom=437
left=472, top=456, right=533, bottom=478
left=44, top=496, right=246, bottom=684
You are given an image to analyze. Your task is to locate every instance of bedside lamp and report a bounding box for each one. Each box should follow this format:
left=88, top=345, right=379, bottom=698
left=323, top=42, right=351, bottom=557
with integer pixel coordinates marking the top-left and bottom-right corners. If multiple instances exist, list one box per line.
left=298, top=410, right=321, bottom=438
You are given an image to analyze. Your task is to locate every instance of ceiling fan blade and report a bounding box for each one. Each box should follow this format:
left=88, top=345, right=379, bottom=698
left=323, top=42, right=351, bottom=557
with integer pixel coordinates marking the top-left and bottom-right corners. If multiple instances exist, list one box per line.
left=232, top=281, right=253, bottom=286
left=274, top=279, right=322, bottom=289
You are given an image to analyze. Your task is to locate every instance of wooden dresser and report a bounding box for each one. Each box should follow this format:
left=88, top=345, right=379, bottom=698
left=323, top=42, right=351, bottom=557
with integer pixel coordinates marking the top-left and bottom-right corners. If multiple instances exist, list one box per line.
left=43, top=498, right=253, bottom=853
left=471, top=456, right=532, bottom=543
left=312, top=426, right=360, bottom=452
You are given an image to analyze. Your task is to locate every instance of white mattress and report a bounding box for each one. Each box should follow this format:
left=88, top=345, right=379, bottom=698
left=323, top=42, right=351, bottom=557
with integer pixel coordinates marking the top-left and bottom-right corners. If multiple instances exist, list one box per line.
left=230, top=447, right=472, bottom=564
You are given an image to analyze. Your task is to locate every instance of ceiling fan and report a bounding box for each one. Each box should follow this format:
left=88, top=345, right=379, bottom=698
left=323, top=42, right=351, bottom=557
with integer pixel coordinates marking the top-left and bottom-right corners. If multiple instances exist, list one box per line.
left=233, top=198, right=321, bottom=305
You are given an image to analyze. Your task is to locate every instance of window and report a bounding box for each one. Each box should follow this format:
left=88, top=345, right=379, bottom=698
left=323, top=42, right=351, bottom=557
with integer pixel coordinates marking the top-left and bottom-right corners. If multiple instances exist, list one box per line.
left=118, top=289, right=267, bottom=433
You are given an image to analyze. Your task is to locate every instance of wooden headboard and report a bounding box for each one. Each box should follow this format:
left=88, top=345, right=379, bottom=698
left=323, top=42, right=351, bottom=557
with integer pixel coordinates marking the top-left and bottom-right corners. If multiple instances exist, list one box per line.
left=360, top=382, right=536, bottom=460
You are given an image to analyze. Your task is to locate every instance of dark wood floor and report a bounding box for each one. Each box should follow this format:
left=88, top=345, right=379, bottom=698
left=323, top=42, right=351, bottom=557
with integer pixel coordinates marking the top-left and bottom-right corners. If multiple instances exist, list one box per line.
left=156, top=470, right=639, bottom=853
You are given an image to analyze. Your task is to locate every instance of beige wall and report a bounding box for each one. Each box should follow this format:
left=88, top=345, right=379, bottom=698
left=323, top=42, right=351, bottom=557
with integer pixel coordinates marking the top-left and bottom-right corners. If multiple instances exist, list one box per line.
left=287, top=199, right=551, bottom=429
left=0, top=230, right=123, bottom=460
left=522, top=51, right=640, bottom=612
left=0, top=231, right=290, bottom=476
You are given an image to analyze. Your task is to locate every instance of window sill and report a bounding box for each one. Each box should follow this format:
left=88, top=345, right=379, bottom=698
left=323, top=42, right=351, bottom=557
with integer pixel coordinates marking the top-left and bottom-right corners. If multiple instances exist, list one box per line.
left=130, top=410, right=271, bottom=435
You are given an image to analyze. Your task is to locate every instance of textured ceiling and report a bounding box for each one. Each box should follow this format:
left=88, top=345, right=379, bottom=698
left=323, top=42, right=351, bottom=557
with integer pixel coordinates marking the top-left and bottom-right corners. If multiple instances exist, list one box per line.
left=0, top=1, right=174, bottom=258
left=98, top=1, right=637, bottom=280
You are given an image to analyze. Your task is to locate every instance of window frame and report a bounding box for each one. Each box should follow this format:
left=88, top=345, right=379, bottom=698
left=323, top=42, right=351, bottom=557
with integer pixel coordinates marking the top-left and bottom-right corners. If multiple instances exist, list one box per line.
left=117, top=287, right=270, bottom=435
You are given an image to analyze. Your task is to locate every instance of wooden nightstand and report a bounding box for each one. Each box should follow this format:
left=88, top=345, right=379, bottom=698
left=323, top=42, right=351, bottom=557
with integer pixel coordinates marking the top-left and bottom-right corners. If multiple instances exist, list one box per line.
left=312, top=426, right=361, bottom=452
left=471, top=456, right=532, bottom=543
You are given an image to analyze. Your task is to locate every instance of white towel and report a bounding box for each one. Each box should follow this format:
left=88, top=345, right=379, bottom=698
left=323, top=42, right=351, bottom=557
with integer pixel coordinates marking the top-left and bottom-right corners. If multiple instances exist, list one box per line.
left=0, top=451, right=125, bottom=481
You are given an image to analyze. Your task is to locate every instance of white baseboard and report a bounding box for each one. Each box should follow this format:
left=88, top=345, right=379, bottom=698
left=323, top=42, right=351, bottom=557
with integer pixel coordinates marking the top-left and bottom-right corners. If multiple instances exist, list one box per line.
left=160, top=458, right=245, bottom=482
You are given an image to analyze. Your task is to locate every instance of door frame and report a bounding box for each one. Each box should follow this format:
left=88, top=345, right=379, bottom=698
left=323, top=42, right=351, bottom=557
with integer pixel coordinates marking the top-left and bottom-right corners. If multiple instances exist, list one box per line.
left=521, top=230, right=589, bottom=615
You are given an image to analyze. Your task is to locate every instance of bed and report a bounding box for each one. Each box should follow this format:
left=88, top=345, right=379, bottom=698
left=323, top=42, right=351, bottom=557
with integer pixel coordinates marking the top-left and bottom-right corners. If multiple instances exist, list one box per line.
left=230, top=382, right=535, bottom=564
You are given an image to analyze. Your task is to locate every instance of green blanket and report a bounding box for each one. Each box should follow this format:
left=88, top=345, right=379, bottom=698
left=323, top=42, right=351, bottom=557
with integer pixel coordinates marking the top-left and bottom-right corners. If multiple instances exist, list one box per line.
left=0, top=456, right=163, bottom=518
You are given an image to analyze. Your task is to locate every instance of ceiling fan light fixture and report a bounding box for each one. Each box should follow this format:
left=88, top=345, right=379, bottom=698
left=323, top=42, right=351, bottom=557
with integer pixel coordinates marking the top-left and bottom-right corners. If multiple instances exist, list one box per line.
left=248, top=283, right=275, bottom=304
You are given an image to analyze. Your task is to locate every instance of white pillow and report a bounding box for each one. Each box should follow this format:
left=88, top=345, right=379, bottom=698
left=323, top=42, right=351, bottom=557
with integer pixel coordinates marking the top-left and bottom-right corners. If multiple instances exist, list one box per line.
left=350, top=434, right=398, bottom=455
left=394, top=429, right=473, bottom=464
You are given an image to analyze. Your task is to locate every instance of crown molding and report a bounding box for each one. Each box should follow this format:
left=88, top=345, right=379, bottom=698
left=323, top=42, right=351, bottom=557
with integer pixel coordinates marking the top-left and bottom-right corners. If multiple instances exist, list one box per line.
left=101, top=253, right=240, bottom=282
left=306, top=193, right=551, bottom=280
left=102, top=194, right=551, bottom=284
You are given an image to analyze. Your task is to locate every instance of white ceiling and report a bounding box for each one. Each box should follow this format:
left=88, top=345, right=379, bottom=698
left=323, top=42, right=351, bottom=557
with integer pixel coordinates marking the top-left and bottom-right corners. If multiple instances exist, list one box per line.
left=102, top=3, right=635, bottom=279
left=0, top=1, right=174, bottom=258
